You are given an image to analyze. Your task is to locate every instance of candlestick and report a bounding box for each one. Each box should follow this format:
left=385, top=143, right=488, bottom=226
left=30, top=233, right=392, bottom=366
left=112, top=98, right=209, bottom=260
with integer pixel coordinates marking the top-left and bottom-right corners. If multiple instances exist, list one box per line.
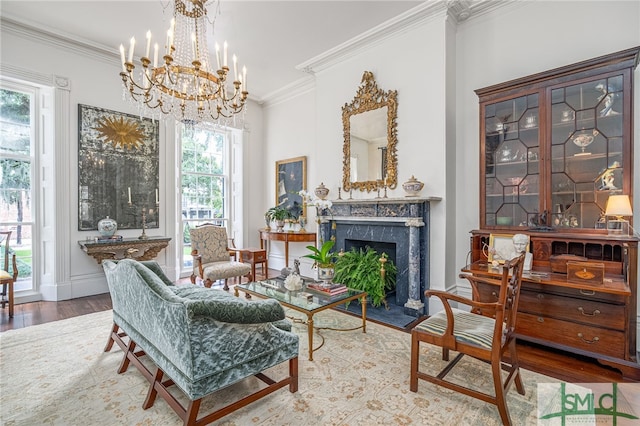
left=128, top=187, right=132, bottom=204
left=138, top=210, right=148, bottom=240
left=337, top=187, right=342, bottom=200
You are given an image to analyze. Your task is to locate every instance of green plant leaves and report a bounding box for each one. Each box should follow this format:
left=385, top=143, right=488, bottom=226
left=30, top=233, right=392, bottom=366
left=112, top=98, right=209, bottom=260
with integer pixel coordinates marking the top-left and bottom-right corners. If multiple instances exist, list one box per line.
left=333, top=247, right=397, bottom=308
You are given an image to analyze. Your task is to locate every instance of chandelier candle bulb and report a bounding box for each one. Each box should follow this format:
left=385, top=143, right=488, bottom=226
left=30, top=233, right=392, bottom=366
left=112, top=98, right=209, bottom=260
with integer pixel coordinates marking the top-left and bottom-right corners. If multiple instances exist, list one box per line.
left=223, top=41, right=228, bottom=67
left=243, top=67, right=247, bottom=92
left=165, top=29, right=171, bottom=55
left=128, top=37, right=135, bottom=63
left=191, top=33, right=197, bottom=59
left=233, top=55, right=238, bottom=81
left=128, top=187, right=132, bottom=204
left=119, top=44, right=126, bottom=72
left=153, top=43, right=158, bottom=68
left=145, top=30, right=151, bottom=59
left=169, top=18, right=175, bottom=47
left=215, top=43, right=221, bottom=69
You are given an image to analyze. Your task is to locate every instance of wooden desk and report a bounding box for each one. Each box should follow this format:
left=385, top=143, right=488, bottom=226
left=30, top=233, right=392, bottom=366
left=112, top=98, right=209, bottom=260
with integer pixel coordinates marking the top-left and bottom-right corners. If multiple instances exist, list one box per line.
left=78, top=236, right=171, bottom=264
left=259, top=230, right=316, bottom=267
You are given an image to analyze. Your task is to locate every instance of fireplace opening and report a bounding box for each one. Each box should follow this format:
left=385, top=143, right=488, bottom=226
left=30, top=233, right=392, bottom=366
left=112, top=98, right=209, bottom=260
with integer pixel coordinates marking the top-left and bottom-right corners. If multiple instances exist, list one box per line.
left=344, top=239, right=398, bottom=304
left=344, top=239, right=396, bottom=264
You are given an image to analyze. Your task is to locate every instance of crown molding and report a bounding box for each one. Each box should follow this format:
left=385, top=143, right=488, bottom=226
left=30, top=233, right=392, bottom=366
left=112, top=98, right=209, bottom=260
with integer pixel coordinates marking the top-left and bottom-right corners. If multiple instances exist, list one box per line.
left=295, top=0, right=514, bottom=76
left=262, top=76, right=316, bottom=109
left=1, top=16, right=118, bottom=66
left=296, top=1, right=448, bottom=76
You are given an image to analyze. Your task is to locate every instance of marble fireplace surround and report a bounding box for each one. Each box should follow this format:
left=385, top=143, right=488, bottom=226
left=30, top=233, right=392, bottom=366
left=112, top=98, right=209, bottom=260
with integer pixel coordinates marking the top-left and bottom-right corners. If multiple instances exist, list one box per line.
left=319, top=197, right=440, bottom=317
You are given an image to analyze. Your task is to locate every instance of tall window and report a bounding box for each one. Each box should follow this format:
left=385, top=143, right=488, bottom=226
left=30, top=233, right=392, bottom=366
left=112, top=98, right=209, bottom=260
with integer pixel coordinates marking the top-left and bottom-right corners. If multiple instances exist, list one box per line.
left=0, top=85, right=36, bottom=292
left=180, top=126, right=230, bottom=271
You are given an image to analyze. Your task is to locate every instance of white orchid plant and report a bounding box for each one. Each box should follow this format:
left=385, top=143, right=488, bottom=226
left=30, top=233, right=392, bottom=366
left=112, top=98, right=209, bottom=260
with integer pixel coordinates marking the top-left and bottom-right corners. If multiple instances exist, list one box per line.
left=298, top=189, right=333, bottom=215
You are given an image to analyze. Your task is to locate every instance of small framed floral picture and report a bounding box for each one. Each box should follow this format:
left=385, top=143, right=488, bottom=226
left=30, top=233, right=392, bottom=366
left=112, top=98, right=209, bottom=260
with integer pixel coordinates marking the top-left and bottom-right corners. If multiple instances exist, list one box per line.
left=275, top=156, right=306, bottom=218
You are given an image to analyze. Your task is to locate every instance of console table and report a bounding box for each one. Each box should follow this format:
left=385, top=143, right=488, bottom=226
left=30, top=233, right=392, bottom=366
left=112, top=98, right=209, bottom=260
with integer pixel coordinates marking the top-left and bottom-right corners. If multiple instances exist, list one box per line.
left=78, top=236, right=171, bottom=264
left=259, top=230, right=316, bottom=267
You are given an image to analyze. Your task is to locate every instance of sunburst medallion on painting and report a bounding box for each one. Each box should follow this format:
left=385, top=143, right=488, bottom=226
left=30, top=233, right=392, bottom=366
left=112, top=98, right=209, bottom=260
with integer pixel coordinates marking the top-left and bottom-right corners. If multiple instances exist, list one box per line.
left=95, top=116, right=145, bottom=150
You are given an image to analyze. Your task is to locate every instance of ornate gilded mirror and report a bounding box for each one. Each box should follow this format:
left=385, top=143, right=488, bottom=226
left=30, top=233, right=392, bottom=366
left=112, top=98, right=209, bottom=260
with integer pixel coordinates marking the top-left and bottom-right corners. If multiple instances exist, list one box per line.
left=342, top=71, right=398, bottom=192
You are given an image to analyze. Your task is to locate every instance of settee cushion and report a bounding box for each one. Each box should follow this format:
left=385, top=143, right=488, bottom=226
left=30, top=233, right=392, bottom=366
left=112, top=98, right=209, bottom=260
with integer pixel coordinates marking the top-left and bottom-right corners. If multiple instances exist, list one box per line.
left=171, top=285, right=285, bottom=323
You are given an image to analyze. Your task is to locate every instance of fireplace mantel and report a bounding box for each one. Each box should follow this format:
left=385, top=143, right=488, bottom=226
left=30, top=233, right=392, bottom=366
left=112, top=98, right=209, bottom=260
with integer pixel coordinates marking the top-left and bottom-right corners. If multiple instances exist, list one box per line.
left=319, top=196, right=440, bottom=317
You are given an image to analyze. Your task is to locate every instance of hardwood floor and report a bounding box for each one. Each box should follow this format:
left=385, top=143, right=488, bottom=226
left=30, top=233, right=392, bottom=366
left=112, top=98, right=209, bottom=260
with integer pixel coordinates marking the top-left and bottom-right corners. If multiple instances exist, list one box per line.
left=0, top=269, right=634, bottom=383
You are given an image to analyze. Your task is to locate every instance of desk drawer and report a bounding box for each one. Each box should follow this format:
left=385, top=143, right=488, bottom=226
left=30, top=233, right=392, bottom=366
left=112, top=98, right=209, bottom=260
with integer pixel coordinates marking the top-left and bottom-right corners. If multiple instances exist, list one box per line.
left=519, top=290, right=626, bottom=330
left=516, top=312, right=626, bottom=359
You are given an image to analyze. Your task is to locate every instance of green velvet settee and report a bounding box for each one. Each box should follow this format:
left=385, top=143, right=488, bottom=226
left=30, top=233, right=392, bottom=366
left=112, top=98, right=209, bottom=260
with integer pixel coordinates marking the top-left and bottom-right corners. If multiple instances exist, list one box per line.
left=102, top=259, right=299, bottom=426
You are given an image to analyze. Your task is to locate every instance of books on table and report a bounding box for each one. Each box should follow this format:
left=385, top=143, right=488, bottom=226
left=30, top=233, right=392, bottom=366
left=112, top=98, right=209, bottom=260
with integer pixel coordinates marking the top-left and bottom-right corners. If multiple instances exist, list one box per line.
left=306, top=282, right=348, bottom=296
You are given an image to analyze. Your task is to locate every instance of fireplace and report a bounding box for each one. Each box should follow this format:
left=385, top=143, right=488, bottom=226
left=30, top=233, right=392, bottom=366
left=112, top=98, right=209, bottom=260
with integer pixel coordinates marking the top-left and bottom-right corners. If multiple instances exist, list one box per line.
left=319, top=197, right=438, bottom=317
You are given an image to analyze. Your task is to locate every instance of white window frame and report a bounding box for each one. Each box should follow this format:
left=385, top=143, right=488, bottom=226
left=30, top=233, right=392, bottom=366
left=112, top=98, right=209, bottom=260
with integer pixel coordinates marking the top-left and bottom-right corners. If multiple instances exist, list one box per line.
left=178, top=124, right=242, bottom=277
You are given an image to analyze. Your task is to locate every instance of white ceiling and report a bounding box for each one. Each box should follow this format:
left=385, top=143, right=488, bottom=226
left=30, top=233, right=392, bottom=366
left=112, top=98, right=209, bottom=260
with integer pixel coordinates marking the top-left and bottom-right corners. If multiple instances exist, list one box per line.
left=0, top=1, right=424, bottom=101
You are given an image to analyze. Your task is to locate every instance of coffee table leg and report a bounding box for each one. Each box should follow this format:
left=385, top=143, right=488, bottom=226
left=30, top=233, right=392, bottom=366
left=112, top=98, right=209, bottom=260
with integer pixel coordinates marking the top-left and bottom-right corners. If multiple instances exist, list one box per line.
left=234, top=286, right=239, bottom=297
left=361, top=294, right=367, bottom=334
left=307, top=314, right=314, bottom=361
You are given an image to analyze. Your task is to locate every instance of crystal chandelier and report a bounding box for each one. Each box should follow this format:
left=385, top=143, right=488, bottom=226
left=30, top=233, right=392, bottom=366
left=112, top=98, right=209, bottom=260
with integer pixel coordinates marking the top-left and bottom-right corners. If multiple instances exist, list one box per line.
left=119, top=0, right=248, bottom=124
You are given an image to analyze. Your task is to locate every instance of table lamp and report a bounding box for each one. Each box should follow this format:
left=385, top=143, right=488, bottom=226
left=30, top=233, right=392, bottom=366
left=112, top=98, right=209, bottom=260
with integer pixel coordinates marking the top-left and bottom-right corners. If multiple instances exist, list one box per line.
left=605, top=194, right=633, bottom=235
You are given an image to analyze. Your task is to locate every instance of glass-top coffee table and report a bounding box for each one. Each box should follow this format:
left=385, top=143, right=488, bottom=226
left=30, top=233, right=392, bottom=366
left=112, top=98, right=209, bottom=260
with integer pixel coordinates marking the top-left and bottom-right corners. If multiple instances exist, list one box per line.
left=234, top=279, right=367, bottom=361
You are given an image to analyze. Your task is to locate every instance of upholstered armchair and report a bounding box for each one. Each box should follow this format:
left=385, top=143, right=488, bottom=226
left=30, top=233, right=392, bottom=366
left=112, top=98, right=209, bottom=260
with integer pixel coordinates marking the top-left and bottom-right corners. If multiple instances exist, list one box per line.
left=103, top=259, right=299, bottom=426
left=190, top=224, right=252, bottom=290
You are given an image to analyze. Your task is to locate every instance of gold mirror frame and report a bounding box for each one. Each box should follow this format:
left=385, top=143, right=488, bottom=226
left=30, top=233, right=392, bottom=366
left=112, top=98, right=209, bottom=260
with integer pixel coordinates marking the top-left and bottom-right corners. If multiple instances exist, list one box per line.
left=342, top=71, right=398, bottom=192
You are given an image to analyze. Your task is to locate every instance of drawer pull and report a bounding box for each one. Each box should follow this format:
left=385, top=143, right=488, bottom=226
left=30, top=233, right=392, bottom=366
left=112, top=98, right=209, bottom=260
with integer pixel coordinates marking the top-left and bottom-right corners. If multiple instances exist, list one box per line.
left=537, top=317, right=544, bottom=323
left=577, top=333, right=600, bottom=344
left=491, top=291, right=498, bottom=299
left=579, top=289, right=596, bottom=296
left=537, top=294, right=544, bottom=300
left=577, top=307, right=600, bottom=317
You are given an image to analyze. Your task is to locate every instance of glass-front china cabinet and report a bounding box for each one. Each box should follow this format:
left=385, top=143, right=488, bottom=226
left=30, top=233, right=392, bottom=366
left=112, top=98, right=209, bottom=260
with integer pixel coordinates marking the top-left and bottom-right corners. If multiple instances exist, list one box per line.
left=471, top=47, right=640, bottom=380
left=478, top=49, right=635, bottom=231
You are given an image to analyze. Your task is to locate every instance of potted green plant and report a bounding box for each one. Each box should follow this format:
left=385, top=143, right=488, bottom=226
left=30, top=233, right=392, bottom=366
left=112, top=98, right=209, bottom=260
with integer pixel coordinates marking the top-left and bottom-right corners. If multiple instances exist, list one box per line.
left=333, top=247, right=397, bottom=308
left=265, top=206, right=293, bottom=232
left=302, top=240, right=337, bottom=283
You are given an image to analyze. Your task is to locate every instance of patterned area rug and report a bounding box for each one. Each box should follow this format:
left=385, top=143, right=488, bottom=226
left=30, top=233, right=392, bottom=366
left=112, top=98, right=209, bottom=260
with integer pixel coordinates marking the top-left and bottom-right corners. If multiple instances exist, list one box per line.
left=0, top=309, right=558, bottom=425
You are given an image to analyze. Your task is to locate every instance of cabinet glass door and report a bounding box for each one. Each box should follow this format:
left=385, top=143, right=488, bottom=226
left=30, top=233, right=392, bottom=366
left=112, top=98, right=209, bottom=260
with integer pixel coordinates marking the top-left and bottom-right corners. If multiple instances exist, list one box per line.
left=550, top=75, right=625, bottom=230
left=483, top=94, right=540, bottom=227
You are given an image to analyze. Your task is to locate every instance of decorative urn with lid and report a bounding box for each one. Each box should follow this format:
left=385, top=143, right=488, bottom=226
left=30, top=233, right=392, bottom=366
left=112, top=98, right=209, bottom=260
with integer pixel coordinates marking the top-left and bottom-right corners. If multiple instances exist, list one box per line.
left=97, top=216, right=118, bottom=237
left=402, top=175, right=424, bottom=197
left=314, top=182, right=330, bottom=200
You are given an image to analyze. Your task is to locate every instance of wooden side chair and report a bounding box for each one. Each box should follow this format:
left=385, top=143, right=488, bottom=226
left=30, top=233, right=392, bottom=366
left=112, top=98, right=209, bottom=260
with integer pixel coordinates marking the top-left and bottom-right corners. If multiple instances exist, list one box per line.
left=0, top=231, right=18, bottom=318
left=189, top=224, right=252, bottom=290
left=410, top=253, right=526, bottom=425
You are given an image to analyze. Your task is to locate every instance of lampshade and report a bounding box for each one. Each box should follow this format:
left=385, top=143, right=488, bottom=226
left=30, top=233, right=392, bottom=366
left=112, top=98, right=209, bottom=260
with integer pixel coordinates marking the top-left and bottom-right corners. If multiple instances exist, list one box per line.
left=605, top=195, right=633, bottom=217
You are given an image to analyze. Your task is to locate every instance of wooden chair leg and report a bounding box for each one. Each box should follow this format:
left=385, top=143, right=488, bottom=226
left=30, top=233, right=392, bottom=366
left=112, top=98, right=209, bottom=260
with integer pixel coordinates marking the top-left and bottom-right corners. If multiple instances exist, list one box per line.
left=204, top=278, right=213, bottom=288
left=442, top=347, right=449, bottom=361
left=508, top=339, right=525, bottom=395
left=143, top=368, right=163, bottom=409
left=223, top=279, right=229, bottom=291
left=118, top=340, right=136, bottom=374
left=190, top=274, right=196, bottom=284
left=104, top=323, right=119, bottom=352
left=7, top=281, right=14, bottom=318
left=184, top=399, right=201, bottom=426
left=409, top=332, right=419, bottom=392
left=289, top=357, right=299, bottom=392
left=492, top=360, right=512, bottom=426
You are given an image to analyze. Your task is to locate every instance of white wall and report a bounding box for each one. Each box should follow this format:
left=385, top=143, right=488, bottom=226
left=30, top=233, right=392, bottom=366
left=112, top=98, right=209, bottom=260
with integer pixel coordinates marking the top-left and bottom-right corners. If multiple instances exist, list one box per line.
left=0, top=22, right=264, bottom=299
left=262, top=90, right=316, bottom=275
left=262, top=12, right=450, bottom=308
